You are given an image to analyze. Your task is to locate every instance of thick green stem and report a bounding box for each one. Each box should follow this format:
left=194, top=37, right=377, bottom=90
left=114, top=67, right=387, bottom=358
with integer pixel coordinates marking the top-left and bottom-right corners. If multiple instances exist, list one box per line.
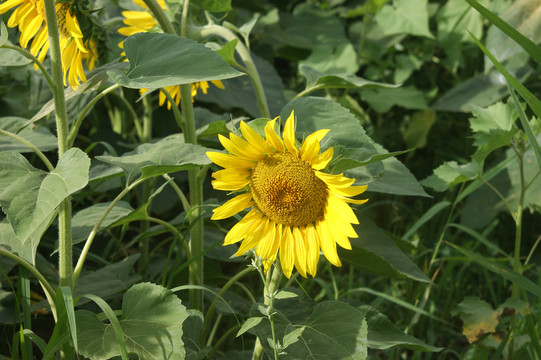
left=43, top=0, right=73, bottom=290
left=195, top=25, right=271, bottom=118
left=179, top=83, right=206, bottom=311
left=253, top=264, right=282, bottom=360
left=142, top=0, right=176, bottom=35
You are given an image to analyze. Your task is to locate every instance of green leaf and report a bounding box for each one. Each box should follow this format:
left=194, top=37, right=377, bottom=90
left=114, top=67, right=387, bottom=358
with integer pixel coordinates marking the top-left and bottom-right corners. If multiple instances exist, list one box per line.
left=71, top=201, right=134, bottom=247
left=365, top=155, right=430, bottom=197
left=302, top=44, right=358, bottom=74
left=332, top=146, right=412, bottom=173
left=464, top=0, right=541, bottom=66
left=237, top=317, right=264, bottom=337
left=282, top=327, right=305, bottom=350
left=447, top=242, right=541, bottom=298
left=276, top=6, right=349, bottom=49
left=470, top=101, right=519, bottom=164
left=453, top=297, right=498, bottom=343
left=56, top=287, right=78, bottom=353
left=76, top=282, right=188, bottom=360
left=421, top=161, right=480, bottom=192
left=274, top=291, right=298, bottom=300
left=255, top=301, right=368, bottom=359
left=361, top=86, right=428, bottom=113
left=0, top=149, right=89, bottom=245
left=432, top=67, right=533, bottom=112
left=96, top=137, right=211, bottom=183
left=280, top=96, right=382, bottom=176
left=375, top=0, right=433, bottom=39
left=357, top=305, right=443, bottom=351
left=340, top=217, right=430, bottom=283
left=108, top=33, right=243, bottom=89
left=74, top=255, right=141, bottom=301
left=216, top=39, right=238, bottom=66
left=190, top=0, right=231, bottom=12
left=402, top=110, right=436, bottom=149
left=0, top=41, right=32, bottom=66
left=299, top=64, right=398, bottom=94
left=0, top=117, right=57, bottom=152
left=0, top=216, right=52, bottom=264
left=0, top=21, right=7, bottom=47
left=183, top=309, right=211, bottom=360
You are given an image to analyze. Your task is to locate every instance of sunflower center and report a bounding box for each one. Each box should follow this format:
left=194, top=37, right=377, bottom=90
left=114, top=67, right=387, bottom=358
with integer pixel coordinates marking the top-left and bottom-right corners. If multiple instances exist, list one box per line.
left=56, top=3, right=71, bottom=38
left=250, top=152, right=328, bottom=227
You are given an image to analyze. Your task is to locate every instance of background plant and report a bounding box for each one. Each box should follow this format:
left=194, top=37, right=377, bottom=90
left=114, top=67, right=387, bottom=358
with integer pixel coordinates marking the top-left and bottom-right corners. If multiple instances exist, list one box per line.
left=0, top=0, right=539, bottom=359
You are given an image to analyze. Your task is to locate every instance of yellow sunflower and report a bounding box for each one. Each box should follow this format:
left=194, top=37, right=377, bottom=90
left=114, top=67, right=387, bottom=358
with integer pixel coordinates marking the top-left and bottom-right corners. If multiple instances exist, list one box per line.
left=0, top=0, right=98, bottom=89
left=207, top=111, right=368, bottom=278
left=118, top=0, right=225, bottom=108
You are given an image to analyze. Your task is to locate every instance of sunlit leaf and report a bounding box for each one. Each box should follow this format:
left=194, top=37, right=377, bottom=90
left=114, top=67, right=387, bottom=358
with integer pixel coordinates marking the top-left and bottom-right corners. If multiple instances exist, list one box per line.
left=422, top=161, right=480, bottom=192
left=0, top=149, right=89, bottom=244
left=76, top=282, right=188, bottom=360
left=358, top=305, right=442, bottom=351
left=108, top=33, right=243, bottom=89
left=454, top=297, right=498, bottom=343
left=375, top=0, right=434, bottom=39
left=96, top=137, right=211, bottom=183
left=254, top=301, right=368, bottom=359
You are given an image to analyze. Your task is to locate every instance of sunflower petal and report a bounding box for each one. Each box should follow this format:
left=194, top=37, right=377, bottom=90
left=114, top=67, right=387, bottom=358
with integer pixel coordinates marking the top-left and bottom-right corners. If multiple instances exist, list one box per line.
left=240, top=121, right=273, bottom=154
left=304, top=225, right=320, bottom=276
left=280, top=227, right=295, bottom=278
left=223, top=210, right=260, bottom=245
left=300, top=129, right=329, bottom=162
left=292, top=226, right=307, bottom=278
left=311, top=147, right=333, bottom=170
left=206, top=152, right=255, bottom=169
left=282, top=111, right=299, bottom=156
left=317, top=220, right=342, bottom=267
left=212, top=193, right=253, bottom=220
left=264, top=119, right=285, bottom=152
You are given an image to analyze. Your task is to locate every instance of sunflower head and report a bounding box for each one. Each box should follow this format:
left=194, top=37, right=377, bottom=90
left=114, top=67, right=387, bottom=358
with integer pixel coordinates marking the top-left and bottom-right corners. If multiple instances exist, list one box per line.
left=207, top=111, right=368, bottom=278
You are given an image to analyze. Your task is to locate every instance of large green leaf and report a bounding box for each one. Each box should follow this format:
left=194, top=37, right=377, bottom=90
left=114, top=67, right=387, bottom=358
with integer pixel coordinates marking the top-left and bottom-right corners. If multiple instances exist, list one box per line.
left=254, top=301, right=368, bottom=360
left=76, top=282, right=188, bottom=360
left=375, top=0, right=433, bottom=39
left=431, top=67, right=532, bottom=112
left=96, top=137, right=211, bottom=183
left=365, top=156, right=430, bottom=197
left=0, top=148, right=90, bottom=243
left=357, top=305, right=442, bottom=351
left=301, top=44, right=359, bottom=74
left=340, top=217, right=430, bottom=283
left=298, top=64, right=398, bottom=96
left=71, top=201, right=134, bottom=247
left=0, top=216, right=52, bottom=264
left=108, top=33, right=243, bottom=89
left=0, top=117, right=57, bottom=153
left=74, top=255, right=141, bottom=301
left=453, top=297, right=499, bottom=343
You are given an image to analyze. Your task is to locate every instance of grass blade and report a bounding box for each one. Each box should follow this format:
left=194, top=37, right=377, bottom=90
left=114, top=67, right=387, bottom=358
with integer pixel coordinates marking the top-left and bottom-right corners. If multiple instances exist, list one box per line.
left=82, top=294, right=129, bottom=360
left=463, top=0, right=541, bottom=65
left=447, top=242, right=541, bottom=298
left=57, top=286, right=78, bottom=354
left=403, top=201, right=450, bottom=240
left=448, top=223, right=510, bottom=258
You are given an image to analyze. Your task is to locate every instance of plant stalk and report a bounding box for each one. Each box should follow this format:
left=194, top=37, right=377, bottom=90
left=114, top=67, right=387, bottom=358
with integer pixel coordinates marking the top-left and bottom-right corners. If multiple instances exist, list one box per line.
left=43, top=0, right=73, bottom=289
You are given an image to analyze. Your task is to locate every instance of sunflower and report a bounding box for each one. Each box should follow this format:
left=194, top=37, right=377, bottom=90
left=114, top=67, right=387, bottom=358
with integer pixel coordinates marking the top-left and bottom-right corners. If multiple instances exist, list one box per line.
left=0, top=0, right=98, bottom=89
left=118, top=0, right=225, bottom=107
left=207, top=111, right=368, bottom=278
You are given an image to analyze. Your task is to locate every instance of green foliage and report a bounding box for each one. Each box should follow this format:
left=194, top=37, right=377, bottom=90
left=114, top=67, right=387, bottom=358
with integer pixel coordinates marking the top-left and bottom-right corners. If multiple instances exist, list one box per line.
left=76, top=282, right=188, bottom=360
left=0, top=0, right=540, bottom=359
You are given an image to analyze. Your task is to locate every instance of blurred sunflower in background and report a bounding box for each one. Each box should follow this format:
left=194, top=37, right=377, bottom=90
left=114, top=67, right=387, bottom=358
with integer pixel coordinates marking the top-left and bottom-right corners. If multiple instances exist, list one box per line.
left=207, top=111, right=368, bottom=278
left=0, top=0, right=98, bottom=89
left=118, top=0, right=225, bottom=109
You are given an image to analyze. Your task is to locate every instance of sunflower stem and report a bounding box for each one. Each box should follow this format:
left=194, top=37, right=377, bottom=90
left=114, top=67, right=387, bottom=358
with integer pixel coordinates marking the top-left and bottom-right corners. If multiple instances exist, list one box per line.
left=142, top=0, right=176, bottom=35
left=43, top=0, right=73, bottom=290
left=195, top=24, right=271, bottom=118
left=253, top=263, right=282, bottom=360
